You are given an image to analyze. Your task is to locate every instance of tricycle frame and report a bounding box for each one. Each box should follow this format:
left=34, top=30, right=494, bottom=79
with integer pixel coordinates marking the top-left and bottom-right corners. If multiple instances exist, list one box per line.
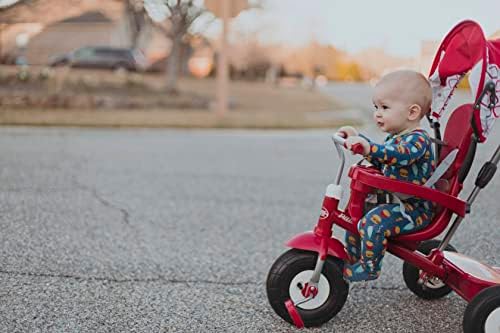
left=286, top=135, right=500, bottom=315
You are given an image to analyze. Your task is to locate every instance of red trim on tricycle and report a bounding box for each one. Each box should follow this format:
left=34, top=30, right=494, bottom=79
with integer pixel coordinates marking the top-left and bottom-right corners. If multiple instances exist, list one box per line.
left=442, top=252, right=500, bottom=302
left=349, top=166, right=468, bottom=217
left=387, top=243, right=446, bottom=279
left=286, top=231, right=348, bottom=260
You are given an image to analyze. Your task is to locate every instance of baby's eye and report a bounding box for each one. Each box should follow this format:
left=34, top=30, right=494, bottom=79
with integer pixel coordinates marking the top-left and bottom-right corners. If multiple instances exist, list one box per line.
left=382, top=105, right=389, bottom=110
left=373, top=105, right=378, bottom=110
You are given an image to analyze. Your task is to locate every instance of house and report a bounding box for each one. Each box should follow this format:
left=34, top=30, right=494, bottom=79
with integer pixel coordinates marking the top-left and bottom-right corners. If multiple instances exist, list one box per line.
left=24, top=11, right=130, bottom=65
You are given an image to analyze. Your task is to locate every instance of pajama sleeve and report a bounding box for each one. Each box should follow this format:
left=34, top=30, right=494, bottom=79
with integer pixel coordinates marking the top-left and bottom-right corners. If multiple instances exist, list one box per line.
left=367, top=133, right=429, bottom=167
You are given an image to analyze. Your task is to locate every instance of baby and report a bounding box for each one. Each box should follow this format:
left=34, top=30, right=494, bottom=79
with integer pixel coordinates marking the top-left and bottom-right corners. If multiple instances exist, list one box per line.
left=337, top=70, right=436, bottom=282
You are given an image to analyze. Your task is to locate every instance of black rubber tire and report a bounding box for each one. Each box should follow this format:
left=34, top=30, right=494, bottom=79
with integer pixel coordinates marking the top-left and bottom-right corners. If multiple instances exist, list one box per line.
left=403, top=239, right=457, bottom=300
left=463, top=285, right=500, bottom=333
left=266, top=249, right=349, bottom=327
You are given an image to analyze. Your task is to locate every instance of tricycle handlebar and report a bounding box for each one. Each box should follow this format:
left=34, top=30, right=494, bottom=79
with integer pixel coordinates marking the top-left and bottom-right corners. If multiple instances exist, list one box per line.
left=331, top=134, right=366, bottom=185
left=332, top=134, right=364, bottom=185
left=332, top=134, right=366, bottom=155
left=331, top=135, right=346, bottom=185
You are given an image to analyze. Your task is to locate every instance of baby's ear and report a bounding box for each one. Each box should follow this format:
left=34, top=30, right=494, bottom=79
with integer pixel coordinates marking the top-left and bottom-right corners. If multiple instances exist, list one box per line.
left=408, top=104, right=422, bottom=121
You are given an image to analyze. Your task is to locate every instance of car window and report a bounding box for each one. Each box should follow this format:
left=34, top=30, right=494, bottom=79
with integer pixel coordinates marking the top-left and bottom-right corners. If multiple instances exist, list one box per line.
left=115, top=50, right=132, bottom=60
left=124, top=51, right=134, bottom=61
left=74, top=48, right=95, bottom=59
left=95, top=49, right=130, bottom=60
left=95, top=49, right=113, bottom=56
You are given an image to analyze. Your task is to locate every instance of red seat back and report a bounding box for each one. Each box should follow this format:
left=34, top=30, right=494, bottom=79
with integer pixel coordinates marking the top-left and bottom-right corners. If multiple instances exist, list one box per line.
left=434, top=104, right=475, bottom=193
left=395, top=104, right=476, bottom=244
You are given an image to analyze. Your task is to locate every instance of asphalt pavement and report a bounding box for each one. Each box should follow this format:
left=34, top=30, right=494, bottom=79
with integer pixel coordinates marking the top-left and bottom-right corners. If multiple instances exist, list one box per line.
left=0, top=84, right=499, bottom=333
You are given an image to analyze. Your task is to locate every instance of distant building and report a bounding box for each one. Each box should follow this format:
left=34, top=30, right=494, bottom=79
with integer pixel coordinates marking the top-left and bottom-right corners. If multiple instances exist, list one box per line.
left=20, top=9, right=170, bottom=66
left=25, top=11, right=129, bottom=65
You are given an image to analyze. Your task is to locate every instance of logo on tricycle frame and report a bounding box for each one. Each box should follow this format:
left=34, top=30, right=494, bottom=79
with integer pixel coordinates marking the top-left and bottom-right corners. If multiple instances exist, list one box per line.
left=339, top=213, right=352, bottom=223
left=320, top=207, right=329, bottom=219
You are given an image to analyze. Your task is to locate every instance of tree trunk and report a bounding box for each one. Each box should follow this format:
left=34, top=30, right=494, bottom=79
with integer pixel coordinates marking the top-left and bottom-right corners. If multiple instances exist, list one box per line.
left=125, top=0, right=146, bottom=49
left=166, top=32, right=181, bottom=94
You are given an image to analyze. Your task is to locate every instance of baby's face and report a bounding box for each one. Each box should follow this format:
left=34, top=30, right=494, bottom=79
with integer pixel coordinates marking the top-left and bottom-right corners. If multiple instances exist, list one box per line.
left=372, top=80, right=416, bottom=135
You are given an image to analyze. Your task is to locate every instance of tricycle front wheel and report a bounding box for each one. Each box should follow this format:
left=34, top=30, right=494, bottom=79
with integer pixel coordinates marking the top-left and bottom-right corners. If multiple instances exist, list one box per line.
left=266, top=249, right=348, bottom=327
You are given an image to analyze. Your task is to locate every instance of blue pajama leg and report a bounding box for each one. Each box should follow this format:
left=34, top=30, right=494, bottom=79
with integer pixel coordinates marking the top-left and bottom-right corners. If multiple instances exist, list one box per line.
left=344, top=228, right=361, bottom=264
left=343, top=203, right=432, bottom=282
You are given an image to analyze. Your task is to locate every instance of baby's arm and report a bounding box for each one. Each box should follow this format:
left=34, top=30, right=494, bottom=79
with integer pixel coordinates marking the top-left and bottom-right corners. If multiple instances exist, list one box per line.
left=343, top=134, right=384, bottom=169
left=367, top=133, right=429, bottom=167
left=351, top=134, right=384, bottom=169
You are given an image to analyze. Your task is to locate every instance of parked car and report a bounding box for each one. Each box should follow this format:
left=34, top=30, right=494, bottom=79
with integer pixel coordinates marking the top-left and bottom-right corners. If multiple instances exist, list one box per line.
left=49, top=47, right=148, bottom=71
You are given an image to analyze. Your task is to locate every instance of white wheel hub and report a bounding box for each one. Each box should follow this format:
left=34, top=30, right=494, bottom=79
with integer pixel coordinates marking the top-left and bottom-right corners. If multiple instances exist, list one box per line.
left=484, top=307, right=500, bottom=333
left=419, top=270, right=446, bottom=289
left=289, top=270, right=330, bottom=310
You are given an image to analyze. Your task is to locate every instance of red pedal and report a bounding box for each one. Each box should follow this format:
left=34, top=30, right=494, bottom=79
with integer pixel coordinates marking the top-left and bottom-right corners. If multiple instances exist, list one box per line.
left=284, top=299, right=304, bottom=328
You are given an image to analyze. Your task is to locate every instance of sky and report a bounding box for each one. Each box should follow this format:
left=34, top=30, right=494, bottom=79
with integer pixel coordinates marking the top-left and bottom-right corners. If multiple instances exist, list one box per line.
left=0, top=0, right=18, bottom=7
left=2, top=0, right=498, bottom=58
left=200, top=0, right=499, bottom=58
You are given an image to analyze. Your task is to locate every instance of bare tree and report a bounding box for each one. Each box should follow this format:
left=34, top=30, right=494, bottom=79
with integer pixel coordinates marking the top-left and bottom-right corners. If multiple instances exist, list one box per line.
left=124, top=0, right=149, bottom=48
left=147, top=0, right=211, bottom=93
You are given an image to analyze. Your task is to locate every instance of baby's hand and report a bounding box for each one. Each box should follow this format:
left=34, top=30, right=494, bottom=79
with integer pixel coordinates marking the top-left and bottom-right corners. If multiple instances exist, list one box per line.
left=345, top=136, right=370, bottom=155
left=336, top=126, right=358, bottom=138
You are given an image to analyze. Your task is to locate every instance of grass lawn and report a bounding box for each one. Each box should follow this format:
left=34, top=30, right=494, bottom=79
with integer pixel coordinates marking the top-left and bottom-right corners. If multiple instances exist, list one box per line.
left=0, top=67, right=360, bottom=129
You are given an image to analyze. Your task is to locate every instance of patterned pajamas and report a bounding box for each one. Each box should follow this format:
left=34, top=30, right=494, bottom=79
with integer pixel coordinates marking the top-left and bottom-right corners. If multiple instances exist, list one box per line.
left=343, top=129, right=436, bottom=282
left=344, top=199, right=433, bottom=280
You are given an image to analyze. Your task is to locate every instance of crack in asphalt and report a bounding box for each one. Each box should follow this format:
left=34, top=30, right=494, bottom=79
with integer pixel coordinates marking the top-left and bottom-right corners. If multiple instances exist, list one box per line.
left=0, top=269, right=408, bottom=292
left=69, top=166, right=178, bottom=288
left=1, top=176, right=407, bottom=292
left=0, top=269, right=260, bottom=286
left=72, top=177, right=130, bottom=225
left=352, top=284, right=407, bottom=291
left=70, top=176, right=169, bottom=278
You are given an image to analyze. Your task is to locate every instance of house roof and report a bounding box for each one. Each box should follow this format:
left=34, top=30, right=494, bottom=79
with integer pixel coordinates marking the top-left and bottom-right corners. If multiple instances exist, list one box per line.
left=59, top=11, right=112, bottom=24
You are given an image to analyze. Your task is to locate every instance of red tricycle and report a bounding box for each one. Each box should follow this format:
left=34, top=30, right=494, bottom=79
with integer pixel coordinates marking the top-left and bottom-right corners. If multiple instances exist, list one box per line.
left=266, top=21, right=500, bottom=333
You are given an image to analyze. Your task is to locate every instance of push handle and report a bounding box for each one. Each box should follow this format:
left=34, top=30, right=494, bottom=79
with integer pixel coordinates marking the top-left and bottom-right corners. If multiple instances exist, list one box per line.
left=475, top=145, right=500, bottom=189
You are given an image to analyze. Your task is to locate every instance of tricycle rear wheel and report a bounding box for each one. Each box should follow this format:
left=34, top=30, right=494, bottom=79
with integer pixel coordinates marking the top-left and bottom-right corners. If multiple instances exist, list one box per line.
left=403, top=239, right=457, bottom=299
left=266, top=249, right=348, bottom=327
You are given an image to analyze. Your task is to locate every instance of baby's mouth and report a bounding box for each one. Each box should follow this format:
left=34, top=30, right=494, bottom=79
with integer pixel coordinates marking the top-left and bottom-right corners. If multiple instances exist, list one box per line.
left=377, top=121, right=384, bottom=127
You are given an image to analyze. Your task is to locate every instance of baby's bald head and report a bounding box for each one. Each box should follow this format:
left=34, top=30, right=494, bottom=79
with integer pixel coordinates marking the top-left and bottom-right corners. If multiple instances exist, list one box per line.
left=374, top=70, right=432, bottom=118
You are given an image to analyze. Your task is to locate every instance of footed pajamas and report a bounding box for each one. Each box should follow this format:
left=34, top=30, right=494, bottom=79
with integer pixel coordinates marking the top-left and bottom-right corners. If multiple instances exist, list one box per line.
left=344, top=129, right=436, bottom=282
